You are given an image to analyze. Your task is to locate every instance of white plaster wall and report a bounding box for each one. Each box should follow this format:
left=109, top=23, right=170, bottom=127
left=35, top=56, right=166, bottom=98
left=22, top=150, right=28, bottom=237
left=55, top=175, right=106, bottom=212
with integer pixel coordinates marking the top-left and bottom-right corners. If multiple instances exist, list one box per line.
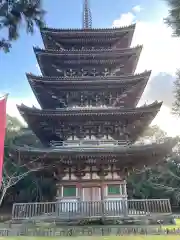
left=113, top=172, right=121, bottom=179
left=62, top=173, right=70, bottom=180
left=104, top=172, right=113, bottom=179
left=82, top=173, right=91, bottom=179
left=92, top=172, right=100, bottom=179
left=71, top=173, right=78, bottom=180
left=61, top=173, right=78, bottom=180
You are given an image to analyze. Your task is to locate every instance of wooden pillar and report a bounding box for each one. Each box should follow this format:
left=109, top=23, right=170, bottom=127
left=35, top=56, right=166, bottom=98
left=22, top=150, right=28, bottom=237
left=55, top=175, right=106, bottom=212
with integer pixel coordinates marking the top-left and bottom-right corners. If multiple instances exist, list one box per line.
left=100, top=180, right=105, bottom=223
left=56, top=183, right=62, bottom=200
left=99, top=165, right=106, bottom=223
left=100, top=179, right=105, bottom=201
left=76, top=181, right=82, bottom=200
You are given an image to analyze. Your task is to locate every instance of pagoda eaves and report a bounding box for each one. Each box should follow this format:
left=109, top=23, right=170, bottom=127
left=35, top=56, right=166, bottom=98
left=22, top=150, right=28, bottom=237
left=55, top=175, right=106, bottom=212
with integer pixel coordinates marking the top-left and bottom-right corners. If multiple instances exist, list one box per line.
left=18, top=101, right=162, bottom=116
left=26, top=70, right=151, bottom=82
left=11, top=138, right=177, bottom=175
left=41, top=24, right=135, bottom=50
left=34, top=45, right=142, bottom=56
left=28, top=72, right=150, bottom=109
left=35, top=46, right=142, bottom=76
left=41, top=24, right=135, bottom=33
left=17, top=102, right=162, bottom=146
left=12, top=137, right=176, bottom=156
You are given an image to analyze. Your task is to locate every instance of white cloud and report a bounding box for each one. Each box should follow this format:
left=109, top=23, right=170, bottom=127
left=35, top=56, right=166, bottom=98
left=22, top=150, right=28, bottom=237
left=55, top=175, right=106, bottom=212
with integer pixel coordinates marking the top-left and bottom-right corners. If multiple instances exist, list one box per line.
left=112, top=10, right=180, bottom=75
left=6, top=95, right=39, bottom=125
left=132, top=5, right=143, bottom=13
left=152, top=105, right=180, bottom=137
left=112, top=8, right=180, bottom=136
left=133, top=21, right=180, bottom=75
left=112, top=12, right=135, bottom=27
left=112, top=5, right=143, bottom=27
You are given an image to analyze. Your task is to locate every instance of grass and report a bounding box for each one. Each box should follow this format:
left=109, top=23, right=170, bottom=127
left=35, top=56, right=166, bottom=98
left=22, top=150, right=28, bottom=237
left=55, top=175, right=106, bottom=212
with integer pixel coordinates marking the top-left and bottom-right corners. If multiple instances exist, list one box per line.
left=1, top=219, right=180, bottom=239
left=0, top=237, right=179, bottom=240
left=162, top=218, right=180, bottom=230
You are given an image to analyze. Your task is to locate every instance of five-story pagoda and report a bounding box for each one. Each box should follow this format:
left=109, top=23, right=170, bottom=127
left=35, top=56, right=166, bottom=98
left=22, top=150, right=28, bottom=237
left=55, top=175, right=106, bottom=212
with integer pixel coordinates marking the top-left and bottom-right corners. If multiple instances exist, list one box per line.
left=12, top=0, right=176, bottom=220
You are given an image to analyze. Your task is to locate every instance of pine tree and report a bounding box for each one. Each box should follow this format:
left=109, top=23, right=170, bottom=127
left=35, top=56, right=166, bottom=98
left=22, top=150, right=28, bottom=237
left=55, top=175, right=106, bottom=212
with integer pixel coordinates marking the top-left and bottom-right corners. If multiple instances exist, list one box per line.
left=164, top=0, right=180, bottom=37
left=0, top=0, right=45, bottom=52
left=164, top=0, right=180, bottom=115
left=172, top=70, right=180, bottom=116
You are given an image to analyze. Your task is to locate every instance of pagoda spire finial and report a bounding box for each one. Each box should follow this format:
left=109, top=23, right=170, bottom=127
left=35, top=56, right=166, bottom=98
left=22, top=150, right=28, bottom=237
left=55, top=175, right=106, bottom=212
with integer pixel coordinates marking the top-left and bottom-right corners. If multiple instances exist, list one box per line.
left=83, top=0, right=92, bottom=29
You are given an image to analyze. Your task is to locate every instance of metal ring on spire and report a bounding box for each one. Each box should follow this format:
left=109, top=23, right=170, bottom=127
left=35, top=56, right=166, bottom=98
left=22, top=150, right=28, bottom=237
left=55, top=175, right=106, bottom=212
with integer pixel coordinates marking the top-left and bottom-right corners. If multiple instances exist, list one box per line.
left=83, top=0, right=92, bottom=29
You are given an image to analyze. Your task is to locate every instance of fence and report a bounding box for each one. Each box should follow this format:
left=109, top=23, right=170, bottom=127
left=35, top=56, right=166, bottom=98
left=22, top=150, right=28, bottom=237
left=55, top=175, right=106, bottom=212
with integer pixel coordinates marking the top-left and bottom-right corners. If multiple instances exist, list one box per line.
left=12, top=199, right=172, bottom=220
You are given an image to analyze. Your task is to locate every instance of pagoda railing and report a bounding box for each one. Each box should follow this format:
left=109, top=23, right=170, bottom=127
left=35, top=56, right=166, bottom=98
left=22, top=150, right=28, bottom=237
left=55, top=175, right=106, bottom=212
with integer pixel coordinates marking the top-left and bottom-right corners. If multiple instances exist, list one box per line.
left=12, top=199, right=171, bottom=220
left=50, top=139, right=167, bottom=147
left=50, top=139, right=130, bottom=147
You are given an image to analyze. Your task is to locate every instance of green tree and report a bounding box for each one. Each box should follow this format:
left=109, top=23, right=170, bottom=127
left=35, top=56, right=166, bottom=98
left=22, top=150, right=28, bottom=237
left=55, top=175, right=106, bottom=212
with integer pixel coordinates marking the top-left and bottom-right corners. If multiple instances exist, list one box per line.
left=5, top=115, right=23, bottom=144
left=127, top=158, right=180, bottom=204
left=0, top=115, right=42, bottom=206
left=0, top=0, right=45, bottom=52
left=164, top=0, right=180, bottom=115
left=172, top=70, right=180, bottom=116
left=1, top=120, right=56, bottom=207
left=164, top=0, right=180, bottom=37
left=128, top=125, right=180, bottom=203
left=162, top=2, right=180, bottom=202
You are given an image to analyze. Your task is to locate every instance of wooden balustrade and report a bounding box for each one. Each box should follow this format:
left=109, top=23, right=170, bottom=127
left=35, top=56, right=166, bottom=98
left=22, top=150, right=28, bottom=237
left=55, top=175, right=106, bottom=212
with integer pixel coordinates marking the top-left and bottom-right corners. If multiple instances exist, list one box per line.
left=50, top=139, right=129, bottom=147
left=12, top=199, right=172, bottom=220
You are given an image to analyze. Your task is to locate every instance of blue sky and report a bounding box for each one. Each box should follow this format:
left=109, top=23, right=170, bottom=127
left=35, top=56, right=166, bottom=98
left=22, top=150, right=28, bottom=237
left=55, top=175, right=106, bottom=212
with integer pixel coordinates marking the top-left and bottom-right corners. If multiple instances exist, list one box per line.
left=1, top=0, right=180, bottom=135
left=0, top=0, right=168, bottom=98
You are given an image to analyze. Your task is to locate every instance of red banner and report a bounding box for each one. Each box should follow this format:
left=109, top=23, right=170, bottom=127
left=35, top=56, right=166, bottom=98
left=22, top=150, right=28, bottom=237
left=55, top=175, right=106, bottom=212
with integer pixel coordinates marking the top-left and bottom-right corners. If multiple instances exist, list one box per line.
left=0, top=96, right=7, bottom=186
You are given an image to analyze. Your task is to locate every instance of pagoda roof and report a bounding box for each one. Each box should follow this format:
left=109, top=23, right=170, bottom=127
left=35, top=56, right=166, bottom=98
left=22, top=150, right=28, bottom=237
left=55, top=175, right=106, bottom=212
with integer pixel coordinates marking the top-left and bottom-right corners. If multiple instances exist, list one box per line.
left=35, top=46, right=142, bottom=76
left=27, top=74, right=149, bottom=109
left=11, top=138, right=177, bottom=169
left=17, top=102, right=162, bottom=146
left=34, top=45, right=142, bottom=56
left=41, top=25, right=136, bottom=50
left=41, top=24, right=135, bottom=35
left=12, top=138, right=176, bottom=155
left=26, top=71, right=151, bottom=83
left=18, top=101, right=162, bottom=117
